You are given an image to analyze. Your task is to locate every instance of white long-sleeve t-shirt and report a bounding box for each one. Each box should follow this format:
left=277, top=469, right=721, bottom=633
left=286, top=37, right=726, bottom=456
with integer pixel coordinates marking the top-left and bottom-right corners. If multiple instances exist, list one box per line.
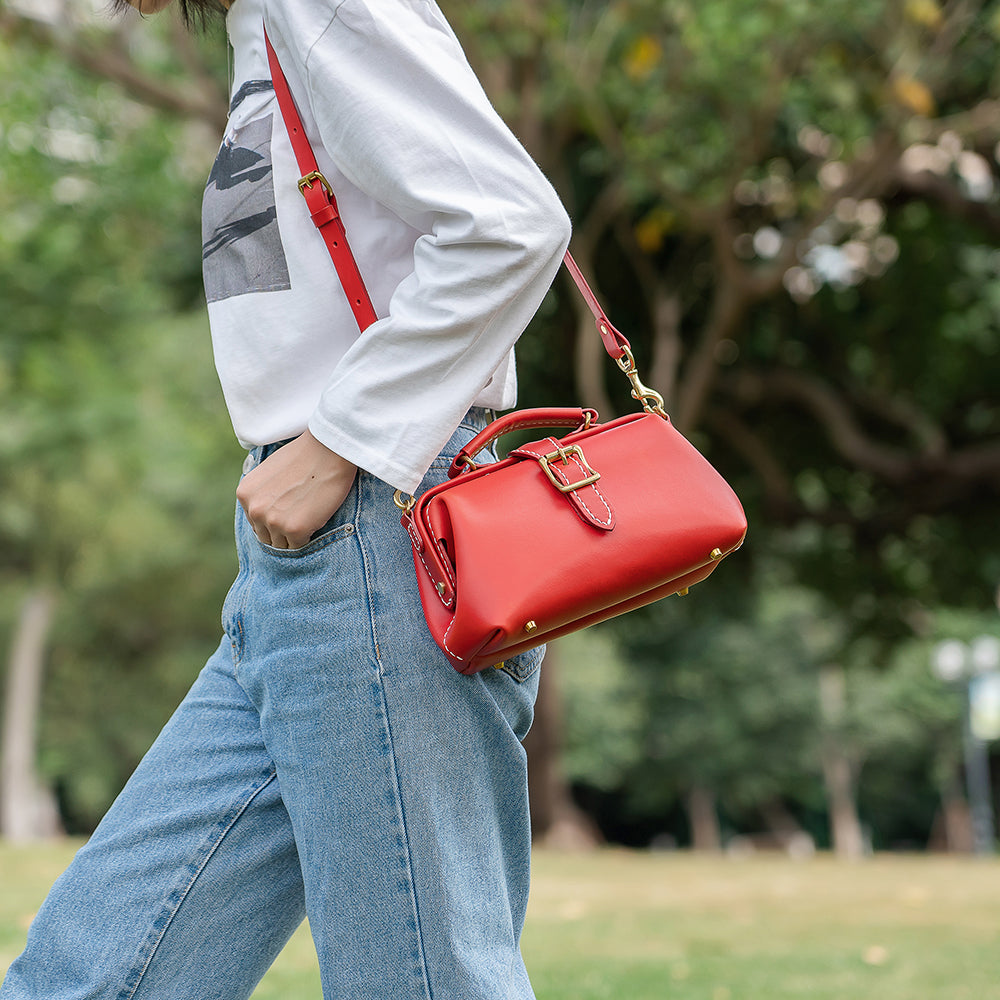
left=202, top=0, right=571, bottom=493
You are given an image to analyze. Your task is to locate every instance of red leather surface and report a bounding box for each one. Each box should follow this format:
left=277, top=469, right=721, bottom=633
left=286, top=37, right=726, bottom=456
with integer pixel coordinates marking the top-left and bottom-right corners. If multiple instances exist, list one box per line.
left=406, top=412, right=747, bottom=673
left=507, top=438, right=616, bottom=531
left=562, top=253, right=631, bottom=359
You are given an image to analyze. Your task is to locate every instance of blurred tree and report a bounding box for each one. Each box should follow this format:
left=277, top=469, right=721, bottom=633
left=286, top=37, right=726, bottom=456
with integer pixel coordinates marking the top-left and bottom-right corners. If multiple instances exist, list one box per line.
left=447, top=0, right=1000, bottom=571
left=0, top=13, right=237, bottom=832
left=559, top=591, right=980, bottom=854
left=443, top=0, right=1000, bottom=851
left=565, top=581, right=823, bottom=851
left=2, top=587, right=59, bottom=840
left=0, top=0, right=227, bottom=129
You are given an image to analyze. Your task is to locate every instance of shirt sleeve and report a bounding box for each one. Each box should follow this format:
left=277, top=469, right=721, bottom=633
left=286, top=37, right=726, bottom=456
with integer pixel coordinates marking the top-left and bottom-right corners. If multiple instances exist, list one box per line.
left=265, top=0, right=572, bottom=493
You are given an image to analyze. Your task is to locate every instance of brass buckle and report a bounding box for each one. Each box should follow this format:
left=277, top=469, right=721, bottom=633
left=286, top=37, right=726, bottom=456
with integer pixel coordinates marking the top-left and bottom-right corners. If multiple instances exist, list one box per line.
left=538, top=445, right=600, bottom=493
left=297, top=170, right=334, bottom=199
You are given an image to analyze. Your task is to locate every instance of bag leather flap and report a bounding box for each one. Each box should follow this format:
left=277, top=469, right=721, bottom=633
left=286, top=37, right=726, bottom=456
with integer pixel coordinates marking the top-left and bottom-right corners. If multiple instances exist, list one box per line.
left=508, top=437, right=616, bottom=531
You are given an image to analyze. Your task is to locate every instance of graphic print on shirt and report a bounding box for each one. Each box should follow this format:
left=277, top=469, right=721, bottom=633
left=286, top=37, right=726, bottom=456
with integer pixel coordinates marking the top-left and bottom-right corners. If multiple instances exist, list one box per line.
left=202, top=112, right=290, bottom=303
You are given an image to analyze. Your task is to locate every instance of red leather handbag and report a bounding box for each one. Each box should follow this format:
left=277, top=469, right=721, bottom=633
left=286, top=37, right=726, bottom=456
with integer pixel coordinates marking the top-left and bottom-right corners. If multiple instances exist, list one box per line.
left=266, top=30, right=747, bottom=674
left=397, top=401, right=746, bottom=673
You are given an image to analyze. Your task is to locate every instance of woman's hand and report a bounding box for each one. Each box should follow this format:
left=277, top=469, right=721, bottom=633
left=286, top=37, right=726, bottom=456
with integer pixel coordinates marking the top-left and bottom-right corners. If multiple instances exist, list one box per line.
left=236, top=431, right=358, bottom=549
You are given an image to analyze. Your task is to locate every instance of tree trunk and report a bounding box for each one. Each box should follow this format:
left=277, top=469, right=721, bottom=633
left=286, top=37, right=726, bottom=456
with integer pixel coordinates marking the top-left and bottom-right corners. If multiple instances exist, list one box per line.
left=2, top=587, right=62, bottom=842
left=648, top=289, right=682, bottom=412
left=524, top=645, right=601, bottom=850
left=939, top=770, right=975, bottom=853
left=819, top=664, right=866, bottom=859
left=687, top=784, right=722, bottom=852
left=822, top=751, right=866, bottom=858
left=928, top=778, right=974, bottom=853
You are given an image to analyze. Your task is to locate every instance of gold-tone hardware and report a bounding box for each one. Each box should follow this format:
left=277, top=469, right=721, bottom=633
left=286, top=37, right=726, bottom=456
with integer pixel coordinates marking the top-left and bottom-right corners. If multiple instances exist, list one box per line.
left=538, top=445, right=601, bottom=493
left=710, top=548, right=723, bottom=560
left=297, top=170, right=334, bottom=199
left=494, top=661, right=506, bottom=670
left=524, top=621, right=538, bottom=633
left=435, top=582, right=447, bottom=596
left=393, top=490, right=416, bottom=513
left=677, top=587, right=690, bottom=596
left=550, top=441, right=571, bottom=463
left=456, top=455, right=478, bottom=473
left=616, top=346, right=668, bottom=418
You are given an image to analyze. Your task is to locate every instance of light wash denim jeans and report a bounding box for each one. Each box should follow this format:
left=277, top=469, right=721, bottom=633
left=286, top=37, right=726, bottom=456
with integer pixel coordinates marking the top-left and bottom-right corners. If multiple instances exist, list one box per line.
left=1, top=409, right=543, bottom=1000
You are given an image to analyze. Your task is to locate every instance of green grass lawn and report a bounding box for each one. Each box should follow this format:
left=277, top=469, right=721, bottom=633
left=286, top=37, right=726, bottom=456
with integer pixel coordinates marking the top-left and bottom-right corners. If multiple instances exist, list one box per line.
left=2, top=842, right=999, bottom=998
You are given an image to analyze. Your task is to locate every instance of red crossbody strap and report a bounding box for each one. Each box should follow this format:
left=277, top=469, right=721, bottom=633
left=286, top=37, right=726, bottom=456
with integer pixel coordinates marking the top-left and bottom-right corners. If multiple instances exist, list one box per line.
left=264, top=29, right=378, bottom=332
left=263, top=26, right=628, bottom=357
left=561, top=252, right=630, bottom=359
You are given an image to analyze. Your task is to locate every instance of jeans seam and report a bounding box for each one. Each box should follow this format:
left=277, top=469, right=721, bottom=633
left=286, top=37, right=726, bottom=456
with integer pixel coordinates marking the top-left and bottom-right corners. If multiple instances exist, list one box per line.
left=116, top=769, right=280, bottom=1000
left=233, top=564, right=253, bottom=685
left=355, top=475, right=383, bottom=664
left=371, top=667, right=435, bottom=1000
left=497, top=647, right=545, bottom=683
left=353, top=477, right=434, bottom=1000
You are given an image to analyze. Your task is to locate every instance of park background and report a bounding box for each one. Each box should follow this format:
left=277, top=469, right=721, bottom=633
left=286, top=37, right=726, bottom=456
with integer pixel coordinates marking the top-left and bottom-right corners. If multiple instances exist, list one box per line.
left=2, top=0, right=1000, bottom=995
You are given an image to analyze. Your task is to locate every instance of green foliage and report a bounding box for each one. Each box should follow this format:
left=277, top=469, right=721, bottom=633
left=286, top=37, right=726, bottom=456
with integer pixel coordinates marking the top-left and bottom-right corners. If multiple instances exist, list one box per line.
left=555, top=630, right=645, bottom=793
left=568, top=582, right=824, bottom=841
left=0, top=28, right=238, bottom=829
left=595, top=0, right=884, bottom=205
left=449, top=0, right=1000, bottom=620
left=485, top=0, right=1000, bottom=845
left=757, top=202, right=1000, bottom=617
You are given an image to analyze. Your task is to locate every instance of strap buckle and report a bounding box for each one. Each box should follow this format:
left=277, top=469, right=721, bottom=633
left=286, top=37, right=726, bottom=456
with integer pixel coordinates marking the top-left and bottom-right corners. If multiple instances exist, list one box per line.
left=297, top=170, right=333, bottom=199
left=393, top=490, right=416, bottom=514
left=616, top=346, right=668, bottom=418
left=538, top=445, right=600, bottom=493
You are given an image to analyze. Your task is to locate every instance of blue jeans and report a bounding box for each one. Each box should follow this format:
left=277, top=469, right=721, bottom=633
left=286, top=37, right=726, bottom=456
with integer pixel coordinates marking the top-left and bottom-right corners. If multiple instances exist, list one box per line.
left=1, top=409, right=543, bottom=1000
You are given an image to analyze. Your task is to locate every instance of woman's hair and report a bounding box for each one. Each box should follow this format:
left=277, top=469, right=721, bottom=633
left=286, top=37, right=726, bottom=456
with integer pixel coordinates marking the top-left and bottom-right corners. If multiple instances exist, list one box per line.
left=109, top=0, right=228, bottom=27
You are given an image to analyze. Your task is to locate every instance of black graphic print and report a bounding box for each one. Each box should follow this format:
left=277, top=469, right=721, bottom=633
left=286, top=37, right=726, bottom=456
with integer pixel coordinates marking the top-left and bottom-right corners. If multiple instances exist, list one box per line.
left=229, top=80, right=276, bottom=116
left=202, top=112, right=290, bottom=303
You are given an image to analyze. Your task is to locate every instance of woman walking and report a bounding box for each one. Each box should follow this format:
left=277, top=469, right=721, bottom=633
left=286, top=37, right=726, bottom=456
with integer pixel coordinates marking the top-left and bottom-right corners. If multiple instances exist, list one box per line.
left=0, top=0, right=570, bottom=997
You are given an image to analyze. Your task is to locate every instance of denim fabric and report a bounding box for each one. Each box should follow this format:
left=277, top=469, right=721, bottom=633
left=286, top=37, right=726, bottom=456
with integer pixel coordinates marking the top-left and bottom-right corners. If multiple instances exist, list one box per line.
left=1, top=409, right=544, bottom=1000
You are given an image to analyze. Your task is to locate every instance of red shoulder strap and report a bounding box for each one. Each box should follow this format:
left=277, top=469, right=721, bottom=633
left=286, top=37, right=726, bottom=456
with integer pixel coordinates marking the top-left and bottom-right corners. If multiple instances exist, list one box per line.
left=263, top=25, right=628, bottom=358
left=263, top=29, right=378, bottom=332
left=561, top=250, right=630, bottom=359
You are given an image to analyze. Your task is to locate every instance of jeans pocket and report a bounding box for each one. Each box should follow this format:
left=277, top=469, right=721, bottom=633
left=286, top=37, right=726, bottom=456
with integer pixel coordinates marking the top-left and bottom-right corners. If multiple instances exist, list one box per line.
left=495, top=644, right=545, bottom=683
left=244, top=476, right=358, bottom=560
left=253, top=520, right=355, bottom=558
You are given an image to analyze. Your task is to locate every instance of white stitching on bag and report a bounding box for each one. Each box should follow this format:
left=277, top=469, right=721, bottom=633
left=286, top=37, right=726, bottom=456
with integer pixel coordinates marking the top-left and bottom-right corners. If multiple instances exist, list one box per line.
left=442, top=615, right=464, bottom=661
left=539, top=437, right=613, bottom=527
left=421, top=504, right=457, bottom=595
